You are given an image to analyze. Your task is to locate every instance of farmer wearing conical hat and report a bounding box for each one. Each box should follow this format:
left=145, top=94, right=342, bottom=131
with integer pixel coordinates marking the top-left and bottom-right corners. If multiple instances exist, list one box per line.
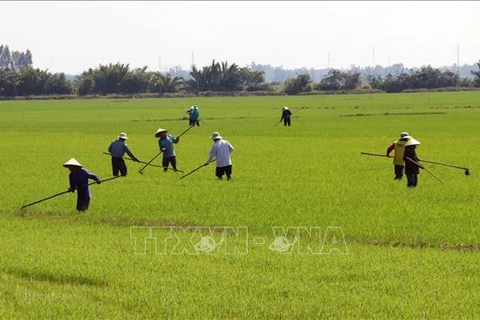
left=386, top=132, right=411, bottom=180
left=63, top=158, right=101, bottom=212
left=107, top=132, right=140, bottom=177
left=155, top=128, right=180, bottom=172
left=402, top=137, right=422, bottom=188
left=281, top=106, right=292, bottom=127
left=186, top=106, right=194, bottom=126
left=191, top=105, right=200, bottom=126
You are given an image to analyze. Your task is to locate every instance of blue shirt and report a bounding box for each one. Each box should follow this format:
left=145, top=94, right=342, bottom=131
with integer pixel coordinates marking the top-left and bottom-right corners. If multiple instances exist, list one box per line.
left=108, top=139, right=133, bottom=158
left=69, top=168, right=100, bottom=199
left=191, top=108, right=199, bottom=121
left=158, top=134, right=179, bottom=158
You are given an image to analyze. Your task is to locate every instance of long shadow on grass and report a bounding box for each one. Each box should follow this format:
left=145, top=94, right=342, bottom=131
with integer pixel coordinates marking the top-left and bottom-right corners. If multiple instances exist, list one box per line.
left=3, top=267, right=108, bottom=287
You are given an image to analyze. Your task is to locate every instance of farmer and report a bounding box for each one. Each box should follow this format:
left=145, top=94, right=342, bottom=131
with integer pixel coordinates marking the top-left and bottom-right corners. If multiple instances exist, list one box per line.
left=63, top=158, right=101, bottom=212
left=403, top=137, right=422, bottom=188
left=386, top=132, right=411, bottom=180
left=191, top=105, right=200, bottom=126
left=107, top=132, right=139, bottom=176
left=280, top=106, right=292, bottom=126
left=204, top=132, right=234, bottom=180
left=186, top=106, right=194, bottom=126
left=155, top=128, right=180, bottom=172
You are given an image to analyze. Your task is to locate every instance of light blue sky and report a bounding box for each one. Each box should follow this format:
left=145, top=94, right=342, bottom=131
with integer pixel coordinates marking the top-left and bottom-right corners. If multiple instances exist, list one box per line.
left=2, top=1, right=479, bottom=74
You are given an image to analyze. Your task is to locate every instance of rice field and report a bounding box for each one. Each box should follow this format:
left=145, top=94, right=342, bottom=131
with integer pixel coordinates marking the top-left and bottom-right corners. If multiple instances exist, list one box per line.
left=0, top=92, right=479, bottom=318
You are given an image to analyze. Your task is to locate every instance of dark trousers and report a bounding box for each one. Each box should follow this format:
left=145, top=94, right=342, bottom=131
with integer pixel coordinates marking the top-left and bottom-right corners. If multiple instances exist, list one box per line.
left=405, top=172, right=418, bottom=187
left=163, top=156, right=177, bottom=171
left=112, top=157, right=127, bottom=176
left=76, top=188, right=90, bottom=211
left=283, top=117, right=291, bottom=126
left=216, top=165, right=232, bottom=180
left=394, top=165, right=404, bottom=180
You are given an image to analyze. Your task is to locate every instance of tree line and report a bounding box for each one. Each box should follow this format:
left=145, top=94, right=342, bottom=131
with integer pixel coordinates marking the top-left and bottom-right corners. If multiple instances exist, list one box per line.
left=1, top=44, right=480, bottom=97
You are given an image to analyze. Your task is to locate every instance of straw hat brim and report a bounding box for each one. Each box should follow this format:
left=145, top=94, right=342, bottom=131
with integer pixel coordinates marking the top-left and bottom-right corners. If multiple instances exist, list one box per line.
left=154, top=128, right=168, bottom=137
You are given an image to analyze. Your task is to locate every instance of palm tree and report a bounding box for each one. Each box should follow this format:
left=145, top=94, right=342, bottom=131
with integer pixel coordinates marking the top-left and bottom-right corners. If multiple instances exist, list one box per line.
left=149, top=72, right=184, bottom=93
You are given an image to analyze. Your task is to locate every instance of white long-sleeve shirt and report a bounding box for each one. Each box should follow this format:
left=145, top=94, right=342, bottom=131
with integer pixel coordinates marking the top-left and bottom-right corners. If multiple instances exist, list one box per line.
left=206, top=139, right=234, bottom=167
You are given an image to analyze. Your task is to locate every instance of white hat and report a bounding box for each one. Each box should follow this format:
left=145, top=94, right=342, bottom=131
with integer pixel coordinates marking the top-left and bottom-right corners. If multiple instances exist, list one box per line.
left=400, top=132, right=409, bottom=138
left=118, top=132, right=128, bottom=140
left=405, top=137, right=421, bottom=146
left=63, top=158, right=82, bottom=167
left=282, top=106, right=288, bottom=110
left=154, top=128, right=168, bottom=137
left=190, top=106, right=194, bottom=109
left=210, top=132, right=222, bottom=140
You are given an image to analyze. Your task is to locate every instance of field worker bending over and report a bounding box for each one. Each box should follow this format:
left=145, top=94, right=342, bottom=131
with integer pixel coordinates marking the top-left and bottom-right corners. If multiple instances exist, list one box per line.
left=204, top=132, right=234, bottom=180
left=402, top=137, right=422, bottom=188
left=281, top=106, right=292, bottom=126
left=386, top=132, right=410, bottom=180
left=63, top=158, right=101, bottom=212
left=155, top=128, right=180, bottom=172
left=108, top=132, right=139, bottom=176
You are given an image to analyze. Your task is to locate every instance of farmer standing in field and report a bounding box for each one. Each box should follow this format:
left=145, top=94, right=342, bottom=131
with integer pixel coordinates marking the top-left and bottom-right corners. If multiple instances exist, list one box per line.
left=191, top=105, right=200, bottom=126
left=107, top=132, right=140, bottom=176
left=386, top=132, right=411, bottom=180
left=63, top=158, right=101, bottom=212
left=204, top=132, right=234, bottom=180
left=280, top=106, right=292, bottom=126
left=402, top=137, right=422, bottom=188
left=155, top=128, right=180, bottom=172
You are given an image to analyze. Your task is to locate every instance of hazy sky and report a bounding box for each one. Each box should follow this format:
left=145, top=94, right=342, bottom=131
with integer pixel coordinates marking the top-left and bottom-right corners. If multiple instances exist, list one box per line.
left=1, top=1, right=479, bottom=74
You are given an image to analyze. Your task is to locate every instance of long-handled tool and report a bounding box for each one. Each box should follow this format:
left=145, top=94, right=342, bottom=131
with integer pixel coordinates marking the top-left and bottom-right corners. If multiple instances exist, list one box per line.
left=179, top=160, right=215, bottom=180
left=405, top=157, right=444, bottom=184
left=140, top=126, right=193, bottom=174
left=139, top=151, right=163, bottom=174
left=419, top=159, right=470, bottom=176
left=361, top=152, right=470, bottom=176
left=177, top=125, right=194, bottom=138
left=20, top=176, right=120, bottom=209
left=103, top=153, right=183, bottom=173
left=361, top=152, right=391, bottom=158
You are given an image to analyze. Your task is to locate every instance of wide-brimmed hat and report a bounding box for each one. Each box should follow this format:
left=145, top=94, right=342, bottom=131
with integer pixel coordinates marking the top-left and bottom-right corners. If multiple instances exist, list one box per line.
left=63, top=158, right=82, bottom=167
left=282, top=106, right=289, bottom=110
left=210, top=132, right=222, bottom=140
left=405, top=137, right=421, bottom=146
left=118, top=132, right=128, bottom=140
left=400, top=131, right=409, bottom=138
left=154, top=128, right=168, bottom=137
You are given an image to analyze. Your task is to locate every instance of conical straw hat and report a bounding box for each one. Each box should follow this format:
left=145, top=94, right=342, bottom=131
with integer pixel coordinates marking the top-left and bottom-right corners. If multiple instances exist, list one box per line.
left=63, top=158, right=82, bottom=167
left=405, top=138, right=421, bottom=146
left=154, top=128, right=168, bottom=137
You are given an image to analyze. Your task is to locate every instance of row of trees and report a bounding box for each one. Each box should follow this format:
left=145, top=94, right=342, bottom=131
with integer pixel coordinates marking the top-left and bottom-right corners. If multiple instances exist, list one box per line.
left=75, top=60, right=268, bottom=95
left=283, top=63, right=480, bottom=94
left=2, top=44, right=480, bottom=97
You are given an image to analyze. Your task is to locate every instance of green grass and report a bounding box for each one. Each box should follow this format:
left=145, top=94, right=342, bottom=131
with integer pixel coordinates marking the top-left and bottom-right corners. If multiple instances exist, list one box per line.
left=1, top=92, right=479, bottom=318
